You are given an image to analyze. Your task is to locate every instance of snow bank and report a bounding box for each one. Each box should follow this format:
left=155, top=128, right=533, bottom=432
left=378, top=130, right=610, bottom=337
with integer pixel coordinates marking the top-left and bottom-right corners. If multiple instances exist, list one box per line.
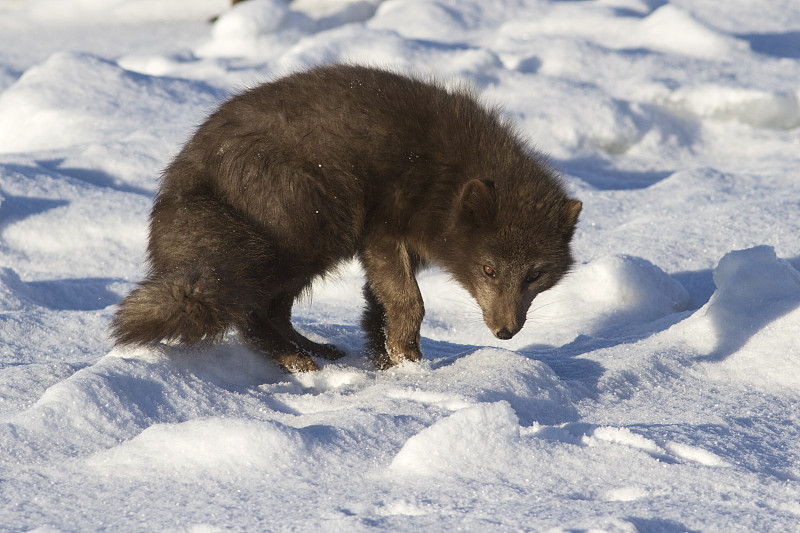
left=636, top=4, right=740, bottom=58
left=0, top=162, right=150, bottom=279
left=88, top=417, right=310, bottom=478
left=538, top=254, right=690, bottom=339
left=495, top=2, right=742, bottom=60
left=659, top=86, right=800, bottom=130
left=420, top=253, right=690, bottom=350
left=389, top=401, right=521, bottom=477
left=680, top=246, right=800, bottom=390
left=0, top=51, right=219, bottom=154
left=199, top=0, right=383, bottom=58
left=23, top=0, right=227, bottom=22
left=206, top=0, right=292, bottom=57
left=580, top=246, right=800, bottom=397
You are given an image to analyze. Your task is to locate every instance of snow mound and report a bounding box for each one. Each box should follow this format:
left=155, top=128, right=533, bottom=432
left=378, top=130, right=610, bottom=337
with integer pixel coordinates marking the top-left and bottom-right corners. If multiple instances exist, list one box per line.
left=679, top=246, right=800, bottom=390
left=0, top=162, right=150, bottom=279
left=207, top=0, right=292, bottom=57
left=585, top=247, right=800, bottom=395
left=88, top=417, right=309, bottom=478
left=412, top=349, right=578, bottom=425
left=567, top=254, right=690, bottom=322
left=369, top=0, right=524, bottom=43
left=200, top=0, right=382, bottom=58
left=660, top=86, right=800, bottom=130
left=524, top=254, right=690, bottom=344
left=388, top=401, right=521, bottom=477
left=4, top=344, right=284, bottom=463
left=498, top=3, right=740, bottom=61
left=423, top=254, right=690, bottom=349
left=549, top=89, right=650, bottom=156
left=24, top=0, right=226, bottom=22
left=3, top=343, right=576, bottom=471
left=637, top=5, right=737, bottom=58
left=0, top=52, right=219, bottom=154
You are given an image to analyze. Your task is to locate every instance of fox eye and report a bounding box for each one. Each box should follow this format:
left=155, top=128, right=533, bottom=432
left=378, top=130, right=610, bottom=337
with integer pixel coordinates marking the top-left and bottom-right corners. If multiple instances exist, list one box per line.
left=483, top=265, right=496, bottom=278
left=524, top=271, right=540, bottom=284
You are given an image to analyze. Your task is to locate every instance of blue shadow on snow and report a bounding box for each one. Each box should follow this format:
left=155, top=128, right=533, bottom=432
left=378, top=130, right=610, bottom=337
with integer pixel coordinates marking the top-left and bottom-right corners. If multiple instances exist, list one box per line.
left=736, top=31, right=800, bottom=59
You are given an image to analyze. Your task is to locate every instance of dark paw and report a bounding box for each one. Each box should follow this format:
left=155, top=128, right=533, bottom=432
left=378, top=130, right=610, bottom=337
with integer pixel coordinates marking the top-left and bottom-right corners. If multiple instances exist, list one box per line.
left=315, top=343, right=347, bottom=361
left=289, top=336, right=346, bottom=361
left=374, top=344, right=423, bottom=370
left=272, top=352, right=320, bottom=373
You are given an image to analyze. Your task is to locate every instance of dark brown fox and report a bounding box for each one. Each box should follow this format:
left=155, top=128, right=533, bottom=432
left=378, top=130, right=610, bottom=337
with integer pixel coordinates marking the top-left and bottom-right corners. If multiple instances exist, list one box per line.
left=111, top=64, right=582, bottom=372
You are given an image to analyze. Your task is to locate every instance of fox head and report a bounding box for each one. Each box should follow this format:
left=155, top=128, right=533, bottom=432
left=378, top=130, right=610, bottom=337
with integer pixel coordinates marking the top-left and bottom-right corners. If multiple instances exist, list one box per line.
left=444, top=177, right=581, bottom=340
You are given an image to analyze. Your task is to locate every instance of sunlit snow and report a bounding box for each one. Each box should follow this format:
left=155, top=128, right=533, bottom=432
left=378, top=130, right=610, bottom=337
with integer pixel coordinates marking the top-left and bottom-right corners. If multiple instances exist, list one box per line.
left=1, top=0, right=799, bottom=531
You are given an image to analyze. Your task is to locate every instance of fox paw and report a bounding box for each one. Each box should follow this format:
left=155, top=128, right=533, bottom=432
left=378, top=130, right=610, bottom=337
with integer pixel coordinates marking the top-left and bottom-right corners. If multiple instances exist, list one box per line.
left=273, top=352, right=320, bottom=373
left=374, top=344, right=422, bottom=370
left=312, top=342, right=347, bottom=361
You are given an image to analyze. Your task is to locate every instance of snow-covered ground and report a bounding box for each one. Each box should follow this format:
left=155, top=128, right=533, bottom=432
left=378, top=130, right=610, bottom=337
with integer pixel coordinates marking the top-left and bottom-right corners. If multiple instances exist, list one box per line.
left=1, top=0, right=799, bottom=531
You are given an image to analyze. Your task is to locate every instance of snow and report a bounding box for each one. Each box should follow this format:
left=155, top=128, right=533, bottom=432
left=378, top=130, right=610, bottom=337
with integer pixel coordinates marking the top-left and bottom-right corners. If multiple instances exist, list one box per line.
left=0, top=0, right=799, bottom=531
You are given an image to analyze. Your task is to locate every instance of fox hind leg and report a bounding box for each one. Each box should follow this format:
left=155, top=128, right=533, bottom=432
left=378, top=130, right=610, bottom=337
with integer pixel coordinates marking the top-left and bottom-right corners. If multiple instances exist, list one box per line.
left=112, top=186, right=346, bottom=373
left=240, top=291, right=345, bottom=372
left=361, top=283, right=392, bottom=369
left=111, top=190, right=273, bottom=348
left=263, top=292, right=346, bottom=361
left=239, top=306, right=320, bottom=373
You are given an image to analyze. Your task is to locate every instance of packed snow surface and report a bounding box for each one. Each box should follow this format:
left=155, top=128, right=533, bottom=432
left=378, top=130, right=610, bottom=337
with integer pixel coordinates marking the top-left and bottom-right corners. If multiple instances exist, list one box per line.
left=1, top=0, right=800, bottom=531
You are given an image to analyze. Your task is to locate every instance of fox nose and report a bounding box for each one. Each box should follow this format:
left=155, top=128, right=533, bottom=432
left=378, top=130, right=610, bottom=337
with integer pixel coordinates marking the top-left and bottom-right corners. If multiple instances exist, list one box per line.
left=495, top=328, right=514, bottom=340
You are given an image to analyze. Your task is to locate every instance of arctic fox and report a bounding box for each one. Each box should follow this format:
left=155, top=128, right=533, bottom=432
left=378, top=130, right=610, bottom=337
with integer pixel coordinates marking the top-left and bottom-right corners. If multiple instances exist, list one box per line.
left=111, top=64, right=582, bottom=372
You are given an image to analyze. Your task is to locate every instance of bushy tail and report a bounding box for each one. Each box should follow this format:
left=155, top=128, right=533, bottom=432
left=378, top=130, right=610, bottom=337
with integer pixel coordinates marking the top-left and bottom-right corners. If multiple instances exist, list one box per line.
left=110, top=267, right=246, bottom=347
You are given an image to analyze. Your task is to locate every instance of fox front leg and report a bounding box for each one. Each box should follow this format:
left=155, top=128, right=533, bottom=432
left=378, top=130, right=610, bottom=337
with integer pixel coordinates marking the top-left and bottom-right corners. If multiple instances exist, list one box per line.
left=360, top=235, right=424, bottom=369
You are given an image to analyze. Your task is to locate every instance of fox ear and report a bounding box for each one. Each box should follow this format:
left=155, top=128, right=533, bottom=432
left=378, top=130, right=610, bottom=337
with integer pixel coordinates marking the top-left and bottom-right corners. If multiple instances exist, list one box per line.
left=562, top=198, right=582, bottom=239
left=459, top=179, right=497, bottom=226
left=566, top=199, right=582, bottom=226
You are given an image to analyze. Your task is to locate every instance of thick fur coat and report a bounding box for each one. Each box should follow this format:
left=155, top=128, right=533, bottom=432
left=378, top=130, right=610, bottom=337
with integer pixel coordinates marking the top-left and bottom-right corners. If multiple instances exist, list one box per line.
left=111, top=64, right=582, bottom=371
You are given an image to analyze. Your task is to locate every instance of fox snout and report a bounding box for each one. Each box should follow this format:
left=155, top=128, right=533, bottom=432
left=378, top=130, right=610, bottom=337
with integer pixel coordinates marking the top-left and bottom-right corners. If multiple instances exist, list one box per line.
left=483, top=309, right=525, bottom=341
left=478, top=290, right=532, bottom=341
left=495, top=327, right=515, bottom=340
